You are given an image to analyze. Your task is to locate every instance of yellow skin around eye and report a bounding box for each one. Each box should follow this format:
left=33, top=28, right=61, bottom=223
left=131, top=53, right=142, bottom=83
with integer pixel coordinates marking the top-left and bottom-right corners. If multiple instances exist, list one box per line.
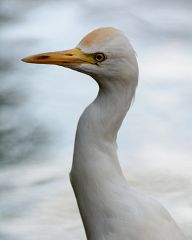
left=94, top=53, right=106, bottom=62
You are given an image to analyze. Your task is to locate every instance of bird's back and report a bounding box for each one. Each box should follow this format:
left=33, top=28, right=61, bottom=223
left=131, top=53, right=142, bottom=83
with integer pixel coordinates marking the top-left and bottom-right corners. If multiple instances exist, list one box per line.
left=108, top=187, right=186, bottom=240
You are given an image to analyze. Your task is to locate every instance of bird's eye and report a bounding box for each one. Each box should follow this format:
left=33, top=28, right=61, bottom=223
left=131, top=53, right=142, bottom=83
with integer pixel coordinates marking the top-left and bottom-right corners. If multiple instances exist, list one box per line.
left=95, top=53, right=106, bottom=62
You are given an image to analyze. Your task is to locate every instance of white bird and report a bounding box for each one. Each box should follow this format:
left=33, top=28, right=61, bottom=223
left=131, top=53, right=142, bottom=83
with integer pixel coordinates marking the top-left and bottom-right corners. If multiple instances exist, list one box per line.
left=22, top=27, right=186, bottom=240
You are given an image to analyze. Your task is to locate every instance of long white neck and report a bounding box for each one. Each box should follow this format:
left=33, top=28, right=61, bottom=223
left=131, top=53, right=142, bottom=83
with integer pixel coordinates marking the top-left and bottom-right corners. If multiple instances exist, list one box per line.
left=70, top=79, right=136, bottom=239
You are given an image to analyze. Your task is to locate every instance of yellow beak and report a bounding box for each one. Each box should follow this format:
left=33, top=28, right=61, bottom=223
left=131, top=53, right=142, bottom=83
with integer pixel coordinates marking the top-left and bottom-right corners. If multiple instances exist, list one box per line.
left=22, top=48, right=96, bottom=67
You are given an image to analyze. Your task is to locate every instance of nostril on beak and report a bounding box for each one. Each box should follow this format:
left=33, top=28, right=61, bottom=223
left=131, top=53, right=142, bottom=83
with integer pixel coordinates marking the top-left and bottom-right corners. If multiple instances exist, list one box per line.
left=37, top=55, right=50, bottom=60
left=64, top=53, right=73, bottom=56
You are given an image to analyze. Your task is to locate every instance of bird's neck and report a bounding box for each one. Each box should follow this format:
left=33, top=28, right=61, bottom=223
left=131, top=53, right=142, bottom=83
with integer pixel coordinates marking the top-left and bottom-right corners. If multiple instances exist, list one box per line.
left=70, top=81, right=135, bottom=208
left=70, top=80, right=136, bottom=239
left=71, top=80, right=136, bottom=179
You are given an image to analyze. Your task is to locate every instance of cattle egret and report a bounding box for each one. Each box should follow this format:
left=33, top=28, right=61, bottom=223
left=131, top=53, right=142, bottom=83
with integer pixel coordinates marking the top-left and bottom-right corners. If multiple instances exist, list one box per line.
left=22, top=27, right=186, bottom=240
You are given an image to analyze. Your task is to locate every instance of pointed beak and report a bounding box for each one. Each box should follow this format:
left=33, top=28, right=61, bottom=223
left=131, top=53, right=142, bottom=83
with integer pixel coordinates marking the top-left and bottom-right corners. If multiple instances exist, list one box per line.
left=22, top=48, right=96, bottom=67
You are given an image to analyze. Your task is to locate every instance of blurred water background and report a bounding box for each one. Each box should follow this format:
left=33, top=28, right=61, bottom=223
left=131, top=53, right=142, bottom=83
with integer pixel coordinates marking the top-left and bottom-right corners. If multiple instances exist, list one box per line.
left=0, top=0, right=192, bottom=239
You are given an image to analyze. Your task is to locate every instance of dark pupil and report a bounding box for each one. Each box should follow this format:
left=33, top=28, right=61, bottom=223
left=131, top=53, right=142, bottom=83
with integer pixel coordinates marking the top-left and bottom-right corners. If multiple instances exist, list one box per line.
left=96, top=54, right=103, bottom=61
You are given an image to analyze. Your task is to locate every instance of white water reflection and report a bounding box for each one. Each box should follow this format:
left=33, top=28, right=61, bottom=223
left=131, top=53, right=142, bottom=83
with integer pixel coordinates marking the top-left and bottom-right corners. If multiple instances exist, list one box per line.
left=0, top=0, right=191, bottom=239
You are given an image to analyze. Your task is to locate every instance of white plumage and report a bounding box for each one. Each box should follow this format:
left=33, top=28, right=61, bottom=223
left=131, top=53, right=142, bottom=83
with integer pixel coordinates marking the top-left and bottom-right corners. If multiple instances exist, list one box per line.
left=22, top=27, right=186, bottom=240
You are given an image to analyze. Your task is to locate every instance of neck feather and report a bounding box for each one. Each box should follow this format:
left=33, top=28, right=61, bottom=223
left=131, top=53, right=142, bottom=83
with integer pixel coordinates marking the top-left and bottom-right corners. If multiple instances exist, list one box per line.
left=70, top=80, right=136, bottom=239
left=71, top=79, right=136, bottom=176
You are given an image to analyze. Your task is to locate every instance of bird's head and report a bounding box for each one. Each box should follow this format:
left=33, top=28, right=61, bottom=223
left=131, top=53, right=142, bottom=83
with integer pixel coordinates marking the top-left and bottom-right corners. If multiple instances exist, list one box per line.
left=22, top=27, right=138, bottom=88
